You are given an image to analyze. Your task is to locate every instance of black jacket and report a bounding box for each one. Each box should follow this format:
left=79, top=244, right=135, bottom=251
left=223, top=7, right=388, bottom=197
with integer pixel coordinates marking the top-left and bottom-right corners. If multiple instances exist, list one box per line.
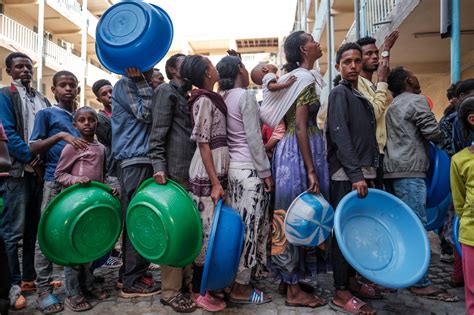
left=326, top=79, right=378, bottom=183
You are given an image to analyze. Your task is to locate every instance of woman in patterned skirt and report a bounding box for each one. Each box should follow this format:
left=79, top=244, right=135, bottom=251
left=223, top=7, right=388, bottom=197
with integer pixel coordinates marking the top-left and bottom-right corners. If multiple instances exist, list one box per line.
left=216, top=55, right=273, bottom=304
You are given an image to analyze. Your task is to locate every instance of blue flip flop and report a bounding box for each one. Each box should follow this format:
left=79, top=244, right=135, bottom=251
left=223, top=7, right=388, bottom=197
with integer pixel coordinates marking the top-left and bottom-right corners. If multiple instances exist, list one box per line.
left=229, top=288, right=272, bottom=305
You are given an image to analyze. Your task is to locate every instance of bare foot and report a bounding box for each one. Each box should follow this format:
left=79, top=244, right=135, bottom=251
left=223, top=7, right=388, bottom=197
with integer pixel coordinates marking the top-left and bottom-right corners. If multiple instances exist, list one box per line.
left=229, top=283, right=271, bottom=302
left=286, top=283, right=326, bottom=308
left=410, top=285, right=458, bottom=302
left=333, top=289, right=376, bottom=315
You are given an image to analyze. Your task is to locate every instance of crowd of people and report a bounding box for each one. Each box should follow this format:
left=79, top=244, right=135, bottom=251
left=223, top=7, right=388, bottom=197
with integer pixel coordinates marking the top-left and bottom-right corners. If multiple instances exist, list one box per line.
left=0, top=28, right=473, bottom=315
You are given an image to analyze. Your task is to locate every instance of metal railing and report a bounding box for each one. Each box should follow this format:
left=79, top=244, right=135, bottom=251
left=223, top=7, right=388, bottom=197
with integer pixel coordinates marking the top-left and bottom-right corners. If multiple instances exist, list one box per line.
left=86, top=11, right=98, bottom=38
left=44, top=39, right=83, bottom=72
left=0, top=14, right=38, bottom=56
left=0, top=14, right=83, bottom=73
left=360, top=0, right=400, bottom=37
left=46, top=0, right=82, bottom=25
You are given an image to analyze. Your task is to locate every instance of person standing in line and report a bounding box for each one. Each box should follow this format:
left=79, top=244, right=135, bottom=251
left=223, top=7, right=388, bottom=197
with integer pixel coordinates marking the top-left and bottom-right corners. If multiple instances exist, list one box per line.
left=326, top=43, right=378, bottom=314
left=180, top=55, right=229, bottom=312
left=269, top=31, right=329, bottom=309
left=111, top=67, right=161, bottom=298
left=217, top=55, right=274, bottom=304
left=150, top=68, right=165, bottom=90
left=450, top=97, right=474, bottom=314
left=29, top=71, right=88, bottom=314
left=0, top=120, right=12, bottom=315
left=0, top=52, right=51, bottom=310
left=54, top=106, right=112, bottom=311
left=92, top=79, right=122, bottom=269
left=148, top=53, right=197, bottom=313
left=355, top=31, right=398, bottom=189
left=451, top=79, right=474, bottom=153
left=384, top=66, right=457, bottom=302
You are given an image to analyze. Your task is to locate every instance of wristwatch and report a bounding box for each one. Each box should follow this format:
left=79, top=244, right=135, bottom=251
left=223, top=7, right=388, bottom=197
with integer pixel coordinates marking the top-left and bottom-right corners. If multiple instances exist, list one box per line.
left=381, top=50, right=390, bottom=58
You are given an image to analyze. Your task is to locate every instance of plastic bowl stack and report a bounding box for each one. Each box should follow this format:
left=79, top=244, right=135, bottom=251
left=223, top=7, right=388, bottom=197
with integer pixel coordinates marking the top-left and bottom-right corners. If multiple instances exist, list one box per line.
left=453, top=214, right=462, bottom=256
left=38, top=182, right=122, bottom=266
left=425, top=142, right=451, bottom=231
left=95, top=1, right=173, bottom=74
left=334, top=189, right=430, bottom=288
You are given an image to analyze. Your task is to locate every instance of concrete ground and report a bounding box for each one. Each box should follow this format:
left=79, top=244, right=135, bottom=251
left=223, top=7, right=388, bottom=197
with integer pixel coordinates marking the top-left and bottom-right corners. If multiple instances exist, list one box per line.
left=14, top=253, right=465, bottom=315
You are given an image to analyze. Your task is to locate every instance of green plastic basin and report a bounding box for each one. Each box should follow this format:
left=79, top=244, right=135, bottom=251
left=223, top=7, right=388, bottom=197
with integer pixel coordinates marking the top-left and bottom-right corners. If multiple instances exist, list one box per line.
left=38, top=182, right=122, bottom=266
left=126, top=178, right=202, bottom=267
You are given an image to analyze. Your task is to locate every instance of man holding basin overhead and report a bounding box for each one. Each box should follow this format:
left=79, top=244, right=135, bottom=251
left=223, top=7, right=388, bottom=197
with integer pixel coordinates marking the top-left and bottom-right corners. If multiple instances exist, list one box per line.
left=148, top=53, right=197, bottom=313
left=111, top=67, right=161, bottom=298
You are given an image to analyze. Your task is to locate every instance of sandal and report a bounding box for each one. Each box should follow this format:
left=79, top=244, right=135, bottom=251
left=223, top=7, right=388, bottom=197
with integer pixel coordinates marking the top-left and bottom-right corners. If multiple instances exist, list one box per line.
left=21, top=280, right=37, bottom=292
left=196, top=291, right=226, bottom=312
left=352, top=283, right=383, bottom=300
left=365, top=282, right=397, bottom=293
left=410, top=287, right=459, bottom=302
left=65, top=294, right=93, bottom=312
left=84, top=287, right=109, bottom=300
left=329, top=297, right=374, bottom=314
left=148, top=263, right=160, bottom=271
left=285, top=294, right=326, bottom=308
left=9, top=285, right=26, bottom=310
left=103, top=255, right=123, bottom=268
left=49, top=280, right=62, bottom=288
left=161, top=292, right=197, bottom=313
left=229, top=288, right=272, bottom=305
left=209, top=290, right=226, bottom=300
left=36, top=292, right=64, bottom=314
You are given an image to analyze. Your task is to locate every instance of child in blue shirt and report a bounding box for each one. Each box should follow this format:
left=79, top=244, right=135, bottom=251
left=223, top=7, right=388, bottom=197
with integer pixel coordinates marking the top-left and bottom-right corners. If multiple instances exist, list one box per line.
left=29, top=71, right=88, bottom=314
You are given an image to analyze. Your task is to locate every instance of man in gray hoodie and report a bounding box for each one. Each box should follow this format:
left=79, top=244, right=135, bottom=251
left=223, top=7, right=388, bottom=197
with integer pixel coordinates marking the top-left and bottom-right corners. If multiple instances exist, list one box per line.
left=385, top=66, right=457, bottom=302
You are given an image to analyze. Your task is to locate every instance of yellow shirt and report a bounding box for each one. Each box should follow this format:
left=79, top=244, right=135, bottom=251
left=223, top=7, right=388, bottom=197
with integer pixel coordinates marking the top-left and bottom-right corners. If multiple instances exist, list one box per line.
left=451, top=148, right=474, bottom=246
left=357, top=76, right=391, bottom=154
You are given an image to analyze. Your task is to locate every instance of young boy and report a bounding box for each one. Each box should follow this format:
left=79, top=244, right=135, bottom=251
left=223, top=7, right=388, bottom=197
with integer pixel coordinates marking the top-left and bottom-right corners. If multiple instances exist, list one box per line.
left=54, top=106, right=112, bottom=311
left=326, top=42, right=378, bottom=315
left=92, top=79, right=122, bottom=269
left=29, top=71, right=88, bottom=314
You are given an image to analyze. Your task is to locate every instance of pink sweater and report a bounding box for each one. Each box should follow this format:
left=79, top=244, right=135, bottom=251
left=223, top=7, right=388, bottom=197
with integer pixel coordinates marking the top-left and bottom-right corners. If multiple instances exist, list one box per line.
left=54, top=142, right=106, bottom=187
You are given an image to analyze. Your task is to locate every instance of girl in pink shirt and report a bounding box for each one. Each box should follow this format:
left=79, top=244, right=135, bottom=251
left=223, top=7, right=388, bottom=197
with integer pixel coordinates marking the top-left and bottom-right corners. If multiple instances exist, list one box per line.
left=54, top=106, right=115, bottom=311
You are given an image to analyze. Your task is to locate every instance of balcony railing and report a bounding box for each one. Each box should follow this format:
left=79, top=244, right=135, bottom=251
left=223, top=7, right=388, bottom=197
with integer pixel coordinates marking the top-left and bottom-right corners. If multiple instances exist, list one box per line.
left=44, top=40, right=83, bottom=72
left=360, top=0, right=400, bottom=37
left=0, top=14, right=38, bottom=57
left=0, top=14, right=83, bottom=72
left=46, top=0, right=83, bottom=26
left=87, top=11, right=98, bottom=38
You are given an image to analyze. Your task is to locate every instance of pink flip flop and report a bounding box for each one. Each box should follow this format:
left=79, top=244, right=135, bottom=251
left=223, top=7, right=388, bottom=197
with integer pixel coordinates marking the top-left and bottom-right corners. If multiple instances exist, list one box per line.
left=196, top=291, right=226, bottom=312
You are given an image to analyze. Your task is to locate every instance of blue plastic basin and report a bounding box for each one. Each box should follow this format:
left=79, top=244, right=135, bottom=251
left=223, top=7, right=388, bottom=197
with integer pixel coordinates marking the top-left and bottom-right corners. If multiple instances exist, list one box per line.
left=453, top=214, right=462, bottom=256
left=284, top=192, right=334, bottom=246
left=200, top=200, right=244, bottom=295
left=425, top=143, right=451, bottom=230
left=425, top=193, right=451, bottom=231
left=334, top=189, right=430, bottom=288
left=96, top=1, right=173, bottom=74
